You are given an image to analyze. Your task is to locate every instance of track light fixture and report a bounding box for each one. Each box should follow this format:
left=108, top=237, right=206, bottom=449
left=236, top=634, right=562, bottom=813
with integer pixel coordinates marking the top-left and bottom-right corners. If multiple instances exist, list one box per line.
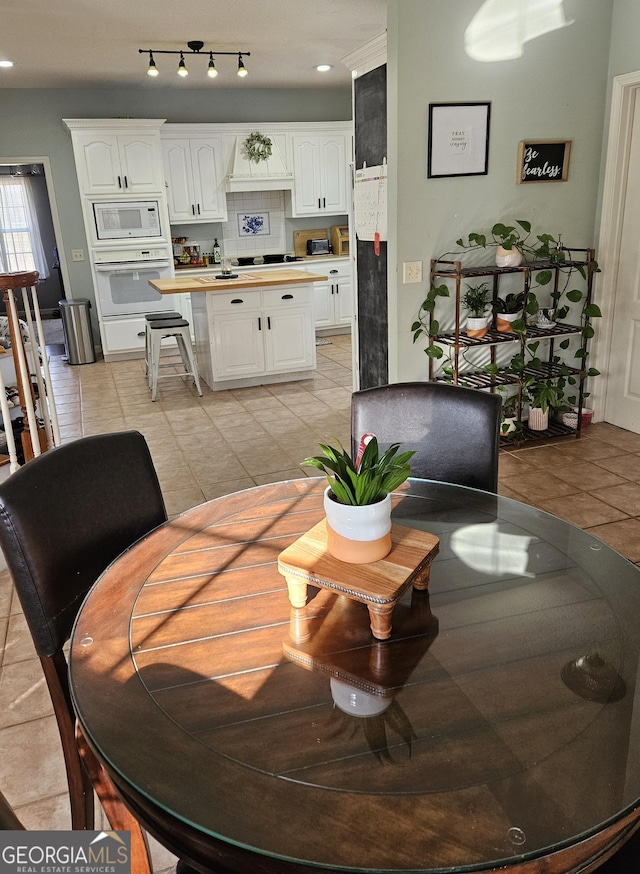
left=138, top=41, right=250, bottom=80
left=146, top=51, right=159, bottom=77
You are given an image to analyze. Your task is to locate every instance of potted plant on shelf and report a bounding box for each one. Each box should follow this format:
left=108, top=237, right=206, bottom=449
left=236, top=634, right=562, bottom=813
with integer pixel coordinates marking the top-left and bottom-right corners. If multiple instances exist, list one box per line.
left=455, top=220, right=556, bottom=266
left=494, top=292, right=526, bottom=333
left=500, top=394, right=521, bottom=436
left=301, top=436, right=415, bottom=564
left=523, top=377, right=563, bottom=431
left=462, top=282, right=491, bottom=338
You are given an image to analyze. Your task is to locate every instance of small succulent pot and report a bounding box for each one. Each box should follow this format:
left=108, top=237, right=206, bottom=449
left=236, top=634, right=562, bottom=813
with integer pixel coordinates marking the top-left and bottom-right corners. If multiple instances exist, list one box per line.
left=324, top=487, right=392, bottom=564
left=495, top=245, right=523, bottom=268
left=528, top=407, right=549, bottom=431
left=466, top=316, right=489, bottom=339
left=496, top=312, right=519, bottom=333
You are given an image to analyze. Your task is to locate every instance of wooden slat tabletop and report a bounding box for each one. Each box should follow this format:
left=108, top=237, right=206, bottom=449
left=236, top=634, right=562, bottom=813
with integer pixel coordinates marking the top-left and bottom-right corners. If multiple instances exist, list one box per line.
left=70, top=478, right=640, bottom=873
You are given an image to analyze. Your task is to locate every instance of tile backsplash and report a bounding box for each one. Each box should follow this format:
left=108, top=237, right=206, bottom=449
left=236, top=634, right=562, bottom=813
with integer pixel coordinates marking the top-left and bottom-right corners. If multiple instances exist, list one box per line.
left=224, top=191, right=286, bottom=256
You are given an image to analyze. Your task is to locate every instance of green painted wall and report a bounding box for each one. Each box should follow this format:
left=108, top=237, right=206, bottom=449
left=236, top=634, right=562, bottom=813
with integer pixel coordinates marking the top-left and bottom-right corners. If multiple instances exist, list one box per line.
left=387, top=0, right=614, bottom=382
left=0, top=87, right=351, bottom=307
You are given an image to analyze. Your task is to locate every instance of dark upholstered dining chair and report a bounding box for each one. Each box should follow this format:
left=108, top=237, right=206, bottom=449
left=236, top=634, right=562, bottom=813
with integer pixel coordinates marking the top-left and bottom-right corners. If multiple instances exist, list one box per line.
left=351, top=382, right=502, bottom=493
left=0, top=431, right=166, bottom=866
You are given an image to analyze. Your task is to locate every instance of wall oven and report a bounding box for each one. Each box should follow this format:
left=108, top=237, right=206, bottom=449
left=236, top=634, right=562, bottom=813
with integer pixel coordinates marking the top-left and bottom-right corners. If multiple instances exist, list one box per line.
left=93, top=247, right=175, bottom=317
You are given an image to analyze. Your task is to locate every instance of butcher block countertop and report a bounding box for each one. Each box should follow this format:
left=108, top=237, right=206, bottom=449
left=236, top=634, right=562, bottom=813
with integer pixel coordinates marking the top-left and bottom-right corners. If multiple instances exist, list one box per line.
left=149, top=268, right=328, bottom=295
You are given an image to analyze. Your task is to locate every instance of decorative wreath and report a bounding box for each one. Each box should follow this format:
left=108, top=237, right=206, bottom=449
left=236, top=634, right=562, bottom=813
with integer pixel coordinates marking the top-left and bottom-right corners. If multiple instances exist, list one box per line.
left=243, top=131, right=273, bottom=164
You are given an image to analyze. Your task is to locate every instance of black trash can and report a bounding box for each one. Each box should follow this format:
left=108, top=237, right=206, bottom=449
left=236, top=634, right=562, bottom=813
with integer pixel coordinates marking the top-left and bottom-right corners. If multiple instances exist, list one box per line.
left=58, top=298, right=96, bottom=365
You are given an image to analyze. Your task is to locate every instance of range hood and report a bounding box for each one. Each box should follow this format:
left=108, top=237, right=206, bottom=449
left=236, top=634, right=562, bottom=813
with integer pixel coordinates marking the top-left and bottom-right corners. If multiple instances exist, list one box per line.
left=226, top=136, right=294, bottom=193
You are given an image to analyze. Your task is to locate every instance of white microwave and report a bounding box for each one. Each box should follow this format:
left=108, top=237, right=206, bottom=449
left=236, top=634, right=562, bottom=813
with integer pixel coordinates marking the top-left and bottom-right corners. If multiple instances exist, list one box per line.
left=93, top=200, right=162, bottom=241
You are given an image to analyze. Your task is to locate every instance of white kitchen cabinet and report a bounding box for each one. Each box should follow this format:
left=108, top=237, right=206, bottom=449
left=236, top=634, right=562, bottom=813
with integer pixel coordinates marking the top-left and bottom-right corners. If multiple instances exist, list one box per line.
left=162, top=136, right=227, bottom=223
left=70, top=132, right=165, bottom=196
left=196, top=285, right=315, bottom=388
left=289, top=134, right=348, bottom=216
left=306, top=259, right=353, bottom=331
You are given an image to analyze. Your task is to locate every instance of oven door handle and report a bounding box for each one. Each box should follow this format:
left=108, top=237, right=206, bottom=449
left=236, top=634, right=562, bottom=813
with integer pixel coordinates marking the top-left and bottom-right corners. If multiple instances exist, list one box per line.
left=94, top=261, right=172, bottom=272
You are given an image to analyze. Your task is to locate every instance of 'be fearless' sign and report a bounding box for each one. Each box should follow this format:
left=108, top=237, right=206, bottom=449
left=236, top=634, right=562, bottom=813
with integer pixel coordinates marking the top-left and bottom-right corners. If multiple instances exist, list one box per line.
left=517, top=140, right=571, bottom=183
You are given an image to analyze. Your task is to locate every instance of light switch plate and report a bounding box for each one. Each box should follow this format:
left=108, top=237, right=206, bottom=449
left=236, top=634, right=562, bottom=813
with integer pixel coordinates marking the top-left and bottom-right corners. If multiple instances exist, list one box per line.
left=72, top=249, right=85, bottom=262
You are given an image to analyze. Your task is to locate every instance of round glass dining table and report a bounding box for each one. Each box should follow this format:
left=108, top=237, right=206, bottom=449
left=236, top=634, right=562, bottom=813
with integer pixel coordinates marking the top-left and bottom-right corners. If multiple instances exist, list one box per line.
left=69, top=478, right=640, bottom=873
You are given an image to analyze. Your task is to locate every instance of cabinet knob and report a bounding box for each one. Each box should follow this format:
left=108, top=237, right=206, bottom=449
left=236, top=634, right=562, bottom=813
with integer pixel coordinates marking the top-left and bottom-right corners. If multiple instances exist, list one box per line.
left=329, top=270, right=338, bottom=274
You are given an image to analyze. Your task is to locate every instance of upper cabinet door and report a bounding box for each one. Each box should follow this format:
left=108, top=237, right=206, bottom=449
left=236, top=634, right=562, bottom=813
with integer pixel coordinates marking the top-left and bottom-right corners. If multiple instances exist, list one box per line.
left=162, top=139, right=196, bottom=222
left=162, top=136, right=227, bottom=223
left=290, top=134, right=348, bottom=217
left=189, top=138, right=227, bottom=221
left=75, top=133, right=163, bottom=196
left=117, top=135, right=165, bottom=195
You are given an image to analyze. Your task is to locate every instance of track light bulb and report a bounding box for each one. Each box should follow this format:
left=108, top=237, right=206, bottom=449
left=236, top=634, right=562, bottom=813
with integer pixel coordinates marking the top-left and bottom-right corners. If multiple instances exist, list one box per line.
left=177, top=52, right=188, bottom=77
left=207, top=53, right=218, bottom=78
left=237, top=54, right=248, bottom=77
left=147, top=51, right=159, bottom=77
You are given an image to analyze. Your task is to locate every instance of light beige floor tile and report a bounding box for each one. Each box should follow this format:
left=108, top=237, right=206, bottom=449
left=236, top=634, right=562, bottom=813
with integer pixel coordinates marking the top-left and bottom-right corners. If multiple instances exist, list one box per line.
left=163, top=487, right=207, bottom=517
left=587, top=423, right=640, bottom=452
left=13, top=791, right=71, bottom=831
left=234, top=449, right=299, bottom=477
left=506, top=443, right=578, bottom=468
left=592, top=454, right=640, bottom=481
left=536, top=493, right=629, bottom=528
left=0, top=569, right=12, bottom=619
left=0, top=716, right=68, bottom=807
left=156, top=466, right=200, bottom=492
left=0, top=658, right=52, bottom=727
left=590, top=481, right=640, bottom=515
left=547, top=461, right=627, bottom=491
left=499, top=470, right=581, bottom=502
left=201, top=479, right=256, bottom=501
left=584, top=518, right=640, bottom=562
left=3, top=613, right=38, bottom=664
left=553, top=438, right=628, bottom=461
left=253, top=469, right=308, bottom=485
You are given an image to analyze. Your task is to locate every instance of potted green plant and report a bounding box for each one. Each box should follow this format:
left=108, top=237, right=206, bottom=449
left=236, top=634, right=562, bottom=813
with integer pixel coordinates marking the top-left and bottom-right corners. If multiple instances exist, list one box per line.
left=500, top=394, right=520, bottom=436
left=493, top=292, right=525, bottom=333
left=456, top=220, right=556, bottom=266
left=302, top=437, right=415, bottom=563
left=462, top=282, right=491, bottom=338
left=523, top=378, right=563, bottom=431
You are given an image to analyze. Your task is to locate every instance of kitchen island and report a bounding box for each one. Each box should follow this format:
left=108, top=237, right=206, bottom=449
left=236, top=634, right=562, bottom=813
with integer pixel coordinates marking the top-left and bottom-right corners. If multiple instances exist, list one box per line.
left=149, top=268, right=327, bottom=391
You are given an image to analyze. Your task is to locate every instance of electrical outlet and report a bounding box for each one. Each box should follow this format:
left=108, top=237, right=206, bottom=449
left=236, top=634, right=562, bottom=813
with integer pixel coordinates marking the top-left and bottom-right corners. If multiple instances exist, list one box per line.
left=403, top=260, right=423, bottom=283
left=71, top=249, right=85, bottom=262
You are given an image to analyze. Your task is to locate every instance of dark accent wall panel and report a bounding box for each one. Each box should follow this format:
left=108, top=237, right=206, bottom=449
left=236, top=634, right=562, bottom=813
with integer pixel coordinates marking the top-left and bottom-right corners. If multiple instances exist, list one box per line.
left=354, top=64, right=387, bottom=390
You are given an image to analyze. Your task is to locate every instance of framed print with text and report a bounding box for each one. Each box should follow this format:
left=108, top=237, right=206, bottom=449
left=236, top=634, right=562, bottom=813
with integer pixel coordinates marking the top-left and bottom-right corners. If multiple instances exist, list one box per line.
left=517, top=139, right=571, bottom=183
left=428, top=102, right=491, bottom=178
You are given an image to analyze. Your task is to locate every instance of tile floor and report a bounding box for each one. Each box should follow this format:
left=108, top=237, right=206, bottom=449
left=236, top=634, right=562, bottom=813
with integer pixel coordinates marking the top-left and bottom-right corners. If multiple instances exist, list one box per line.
left=1, top=332, right=640, bottom=871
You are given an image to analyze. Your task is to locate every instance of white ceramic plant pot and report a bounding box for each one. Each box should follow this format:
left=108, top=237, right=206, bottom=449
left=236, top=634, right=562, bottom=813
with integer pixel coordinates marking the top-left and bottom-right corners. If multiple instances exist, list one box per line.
left=528, top=407, right=549, bottom=431
left=501, top=416, right=517, bottom=435
left=496, top=311, right=519, bottom=333
left=330, top=678, right=392, bottom=716
left=324, top=487, right=392, bottom=564
left=465, top=316, right=489, bottom=339
left=495, top=245, right=523, bottom=268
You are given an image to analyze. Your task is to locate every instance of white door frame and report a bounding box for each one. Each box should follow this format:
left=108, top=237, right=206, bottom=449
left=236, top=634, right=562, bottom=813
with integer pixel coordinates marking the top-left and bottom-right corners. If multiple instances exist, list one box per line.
left=0, top=155, right=70, bottom=300
left=592, top=70, right=640, bottom=420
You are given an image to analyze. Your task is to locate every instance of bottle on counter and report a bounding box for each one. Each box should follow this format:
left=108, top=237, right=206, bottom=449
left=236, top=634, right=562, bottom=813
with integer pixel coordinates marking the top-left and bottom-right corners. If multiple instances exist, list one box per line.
left=213, top=239, right=221, bottom=264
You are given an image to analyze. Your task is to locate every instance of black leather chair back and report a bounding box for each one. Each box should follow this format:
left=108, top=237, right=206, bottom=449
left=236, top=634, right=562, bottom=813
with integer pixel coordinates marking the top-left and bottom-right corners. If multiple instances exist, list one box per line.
left=351, top=382, right=502, bottom=493
left=0, top=431, right=167, bottom=656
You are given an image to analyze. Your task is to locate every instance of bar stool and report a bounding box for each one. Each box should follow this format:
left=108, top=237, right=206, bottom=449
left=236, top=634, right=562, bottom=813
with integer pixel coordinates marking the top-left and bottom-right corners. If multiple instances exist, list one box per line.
left=147, top=318, right=203, bottom=402
left=144, top=311, right=182, bottom=380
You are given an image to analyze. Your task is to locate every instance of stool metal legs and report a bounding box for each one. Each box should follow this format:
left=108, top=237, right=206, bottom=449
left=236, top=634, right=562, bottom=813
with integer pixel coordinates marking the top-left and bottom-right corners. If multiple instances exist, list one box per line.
left=148, top=321, right=202, bottom=402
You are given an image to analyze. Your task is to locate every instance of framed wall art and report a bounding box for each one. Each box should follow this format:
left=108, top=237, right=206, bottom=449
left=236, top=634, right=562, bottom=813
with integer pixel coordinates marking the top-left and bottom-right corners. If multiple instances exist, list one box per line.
left=427, top=102, right=491, bottom=178
left=517, top=140, right=571, bottom=183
